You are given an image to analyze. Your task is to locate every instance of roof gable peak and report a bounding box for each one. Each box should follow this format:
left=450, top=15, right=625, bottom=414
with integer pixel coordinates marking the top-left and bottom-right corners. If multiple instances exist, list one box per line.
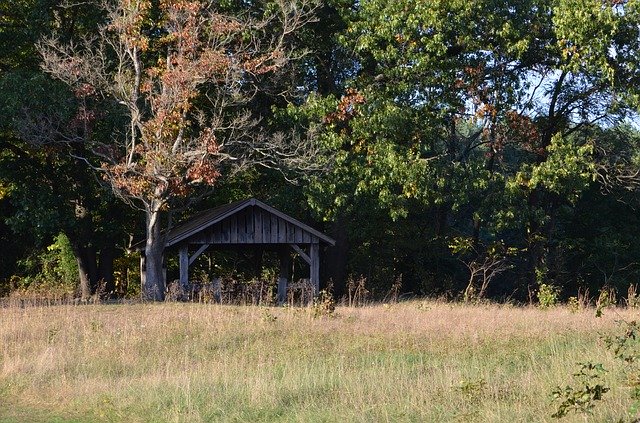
left=164, top=197, right=335, bottom=247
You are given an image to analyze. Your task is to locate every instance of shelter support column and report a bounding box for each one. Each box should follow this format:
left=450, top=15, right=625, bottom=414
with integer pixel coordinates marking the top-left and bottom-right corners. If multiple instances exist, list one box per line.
left=140, top=253, right=146, bottom=292
left=213, top=277, right=222, bottom=303
left=179, top=245, right=189, bottom=289
left=277, top=248, right=290, bottom=305
left=310, top=242, right=320, bottom=296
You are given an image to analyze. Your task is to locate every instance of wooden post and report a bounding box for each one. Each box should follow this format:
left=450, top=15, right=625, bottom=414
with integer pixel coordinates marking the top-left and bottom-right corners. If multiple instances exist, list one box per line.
left=310, top=242, right=320, bottom=296
left=179, top=244, right=189, bottom=289
left=277, top=249, right=290, bottom=305
left=162, top=266, right=167, bottom=292
left=213, top=277, right=222, bottom=303
left=140, top=253, right=146, bottom=295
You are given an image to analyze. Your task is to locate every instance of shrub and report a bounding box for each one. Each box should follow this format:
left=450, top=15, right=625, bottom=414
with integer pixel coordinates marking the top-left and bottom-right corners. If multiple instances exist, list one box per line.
left=7, top=233, right=78, bottom=299
left=596, top=287, right=616, bottom=318
left=537, top=284, right=559, bottom=309
left=551, top=362, right=610, bottom=418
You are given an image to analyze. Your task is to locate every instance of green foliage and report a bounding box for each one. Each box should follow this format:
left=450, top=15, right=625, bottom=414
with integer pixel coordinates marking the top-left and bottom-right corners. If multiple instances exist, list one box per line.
left=3, top=0, right=640, bottom=302
left=551, top=362, right=610, bottom=418
left=551, top=319, right=640, bottom=420
left=596, top=287, right=616, bottom=318
left=603, top=321, right=640, bottom=365
left=553, top=0, right=640, bottom=88
left=510, top=134, right=595, bottom=204
left=113, top=252, right=142, bottom=298
left=294, top=0, right=640, bottom=300
left=603, top=320, right=640, bottom=416
left=627, top=285, right=640, bottom=309
left=537, top=284, right=560, bottom=309
left=12, top=233, right=78, bottom=293
left=448, top=237, right=475, bottom=255
left=568, top=296, right=580, bottom=313
left=0, top=0, right=130, bottom=297
left=46, top=233, right=78, bottom=286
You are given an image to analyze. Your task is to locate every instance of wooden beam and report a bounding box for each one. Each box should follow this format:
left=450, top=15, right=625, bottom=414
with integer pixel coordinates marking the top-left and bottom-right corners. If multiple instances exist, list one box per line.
left=310, top=242, right=320, bottom=296
left=179, top=245, right=189, bottom=289
left=189, top=244, right=209, bottom=265
left=290, top=244, right=311, bottom=264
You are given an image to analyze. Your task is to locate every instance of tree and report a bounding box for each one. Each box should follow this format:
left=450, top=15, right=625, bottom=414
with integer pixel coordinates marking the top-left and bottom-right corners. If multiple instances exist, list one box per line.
left=299, top=0, right=640, bottom=297
left=39, top=0, right=317, bottom=300
left=0, top=0, right=131, bottom=299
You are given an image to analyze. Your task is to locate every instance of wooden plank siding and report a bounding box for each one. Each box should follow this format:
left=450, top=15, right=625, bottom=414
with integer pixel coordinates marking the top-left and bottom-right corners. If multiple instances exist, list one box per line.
left=222, top=218, right=230, bottom=243
left=213, top=222, right=221, bottom=243
left=263, top=209, right=271, bottom=242
left=246, top=210, right=254, bottom=243
left=254, top=208, right=262, bottom=243
left=237, top=210, right=246, bottom=243
left=270, top=213, right=278, bottom=243
left=277, top=217, right=286, bottom=243
left=286, top=223, right=294, bottom=243
left=158, top=198, right=335, bottom=249
left=187, top=206, right=323, bottom=245
left=237, top=212, right=245, bottom=243
left=229, top=214, right=237, bottom=243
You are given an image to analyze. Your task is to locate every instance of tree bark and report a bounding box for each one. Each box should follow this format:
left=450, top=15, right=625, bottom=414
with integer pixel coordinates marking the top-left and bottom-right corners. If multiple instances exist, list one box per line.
left=70, top=242, right=98, bottom=300
left=76, top=253, right=93, bottom=300
left=98, top=245, right=115, bottom=296
left=325, top=214, right=349, bottom=297
left=143, top=204, right=166, bottom=301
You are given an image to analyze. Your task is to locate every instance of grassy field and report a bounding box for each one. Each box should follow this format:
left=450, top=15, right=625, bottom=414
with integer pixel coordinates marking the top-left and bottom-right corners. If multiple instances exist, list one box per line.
left=0, top=301, right=638, bottom=422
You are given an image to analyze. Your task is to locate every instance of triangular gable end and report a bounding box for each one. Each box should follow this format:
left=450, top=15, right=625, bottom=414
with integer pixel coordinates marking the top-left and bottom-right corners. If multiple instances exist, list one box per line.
left=165, top=198, right=335, bottom=247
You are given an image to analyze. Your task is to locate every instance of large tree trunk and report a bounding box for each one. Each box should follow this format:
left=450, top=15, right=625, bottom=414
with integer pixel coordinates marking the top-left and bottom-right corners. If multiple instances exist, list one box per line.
left=143, top=205, right=166, bottom=301
left=70, top=243, right=98, bottom=301
left=325, top=214, right=349, bottom=297
left=98, top=245, right=115, bottom=297
left=76, top=253, right=93, bottom=300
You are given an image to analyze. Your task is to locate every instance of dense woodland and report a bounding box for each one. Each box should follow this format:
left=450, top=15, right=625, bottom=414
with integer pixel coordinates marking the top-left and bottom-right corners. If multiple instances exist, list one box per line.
left=1, top=0, right=640, bottom=303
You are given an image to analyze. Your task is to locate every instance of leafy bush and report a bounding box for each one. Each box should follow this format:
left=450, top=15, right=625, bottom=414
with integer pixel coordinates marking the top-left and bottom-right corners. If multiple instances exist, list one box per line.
left=595, top=287, right=616, bottom=317
left=552, top=319, right=640, bottom=420
left=567, top=296, right=580, bottom=313
left=10, top=233, right=78, bottom=294
left=537, top=284, right=560, bottom=309
left=603, top=320, right=640, bottom=416
left=551, top=362, right=609, bottom=418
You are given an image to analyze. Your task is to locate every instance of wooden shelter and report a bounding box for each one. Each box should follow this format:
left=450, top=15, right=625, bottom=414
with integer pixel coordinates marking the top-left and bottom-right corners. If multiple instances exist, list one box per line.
left=157, top=198, right=335, bottom=302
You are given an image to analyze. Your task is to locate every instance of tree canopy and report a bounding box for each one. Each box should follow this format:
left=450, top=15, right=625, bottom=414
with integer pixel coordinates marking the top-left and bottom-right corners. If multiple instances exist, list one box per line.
left=2, top=0, right=640, bottom=302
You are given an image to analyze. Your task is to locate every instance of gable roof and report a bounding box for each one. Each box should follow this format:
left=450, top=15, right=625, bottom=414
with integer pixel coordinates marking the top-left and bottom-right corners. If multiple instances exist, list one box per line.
left=163, top=198, right=335, bottom=247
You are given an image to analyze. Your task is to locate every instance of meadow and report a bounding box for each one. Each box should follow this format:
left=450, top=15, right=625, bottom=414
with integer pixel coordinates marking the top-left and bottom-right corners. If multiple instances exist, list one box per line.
left=0, top=300, right=638, bottom=422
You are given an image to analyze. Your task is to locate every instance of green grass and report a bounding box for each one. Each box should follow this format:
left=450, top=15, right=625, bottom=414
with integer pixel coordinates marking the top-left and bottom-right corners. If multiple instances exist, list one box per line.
left=0, top=301, right=638, bottom=422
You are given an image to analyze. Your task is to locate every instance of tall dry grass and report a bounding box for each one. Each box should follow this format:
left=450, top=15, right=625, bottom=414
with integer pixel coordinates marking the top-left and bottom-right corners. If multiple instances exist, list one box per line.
left=0, top=301, right=638, bottom=422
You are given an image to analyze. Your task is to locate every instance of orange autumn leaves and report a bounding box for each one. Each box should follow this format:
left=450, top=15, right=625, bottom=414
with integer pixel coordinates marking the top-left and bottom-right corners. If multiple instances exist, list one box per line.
left=101, top=0, right=243, bottom=200
left=41, top=0, right=309, bottom=205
